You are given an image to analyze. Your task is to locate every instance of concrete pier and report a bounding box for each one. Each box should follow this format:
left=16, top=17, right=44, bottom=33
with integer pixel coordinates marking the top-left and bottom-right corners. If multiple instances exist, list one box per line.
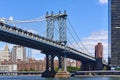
left=55, top=71, right=70, bottom=78
left=41, top=71, right=56, bottom=77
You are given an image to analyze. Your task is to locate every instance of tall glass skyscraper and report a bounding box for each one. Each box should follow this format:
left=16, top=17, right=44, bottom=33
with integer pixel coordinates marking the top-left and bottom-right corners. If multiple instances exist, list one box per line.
left=109, top=0, right=120, bottom=67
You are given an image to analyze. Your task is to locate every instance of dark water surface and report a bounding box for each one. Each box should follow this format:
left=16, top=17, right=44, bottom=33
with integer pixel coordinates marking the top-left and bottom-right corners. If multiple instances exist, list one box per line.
left=0, top=76, right=119, bottom=80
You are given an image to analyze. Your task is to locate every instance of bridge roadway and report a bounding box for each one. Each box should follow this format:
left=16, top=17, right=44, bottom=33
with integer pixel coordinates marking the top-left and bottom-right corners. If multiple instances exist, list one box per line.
left=0, top=23, right=95, bottom=62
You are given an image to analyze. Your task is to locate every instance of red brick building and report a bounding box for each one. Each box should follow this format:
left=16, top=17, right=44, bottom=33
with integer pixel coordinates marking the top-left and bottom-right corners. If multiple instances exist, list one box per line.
left=1, top=58, right=45, bottom=71
left=95, top=43, right=103, bottom=58
left=17, top=59, right=45, bottom=71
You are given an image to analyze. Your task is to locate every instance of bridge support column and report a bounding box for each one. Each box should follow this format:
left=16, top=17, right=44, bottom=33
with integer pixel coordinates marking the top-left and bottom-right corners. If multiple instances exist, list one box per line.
left=64, top=55, right=67, bottom=71
left=42, top=54, right=56, bottom=77
left=55, top=55, right=70, bottom=78
left=58, top=56, right=64, bottom=70
left=81, top=62, right=85, bottom=71
left=81, top=62, right=95, bottom=71
left=96, top=58, right=103, bottom=70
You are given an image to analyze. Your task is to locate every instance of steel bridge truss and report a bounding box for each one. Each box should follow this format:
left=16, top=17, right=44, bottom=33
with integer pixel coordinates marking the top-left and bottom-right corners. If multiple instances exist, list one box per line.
left=46, top=11, right=67, bottom=45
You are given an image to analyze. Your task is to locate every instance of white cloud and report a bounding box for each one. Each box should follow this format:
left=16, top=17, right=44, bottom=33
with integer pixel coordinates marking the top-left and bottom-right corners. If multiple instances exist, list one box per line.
left=71, top=30, right=108, bottom=61
left=31, top=49, right=45, bottom=60
left=27, top=29, right=38, bottom=34
left=98, top=0, right=108, bottom=4
left=9, top=16, right=14, bottom=21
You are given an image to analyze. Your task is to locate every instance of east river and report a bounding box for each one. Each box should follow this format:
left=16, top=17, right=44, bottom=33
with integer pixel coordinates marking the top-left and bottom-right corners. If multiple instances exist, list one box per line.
left=0, top=76, right=120, bottom=80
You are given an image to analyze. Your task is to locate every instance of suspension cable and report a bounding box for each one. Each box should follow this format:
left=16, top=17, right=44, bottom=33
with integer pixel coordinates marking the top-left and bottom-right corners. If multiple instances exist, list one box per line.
left=54, top=23, right=75, bottom=48
left=68, top=18, right=93, bottom=56
left=55, top=17, right=85, bottom=52
left=67, top=25, right=85, bottom=52
left=67, top=39, right=76, bottom=48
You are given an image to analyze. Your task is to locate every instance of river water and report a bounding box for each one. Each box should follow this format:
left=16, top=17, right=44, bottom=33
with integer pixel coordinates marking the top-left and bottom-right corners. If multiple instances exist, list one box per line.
left=0, top=76, right=119, bottom=80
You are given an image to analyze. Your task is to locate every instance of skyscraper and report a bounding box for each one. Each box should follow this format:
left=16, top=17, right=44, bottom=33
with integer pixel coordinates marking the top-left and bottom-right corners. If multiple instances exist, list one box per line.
left=11, top=46, right=26, bottom=62
left=0, top=44, right=10, bottom=61
left=109, top=0, right=120, bottom=67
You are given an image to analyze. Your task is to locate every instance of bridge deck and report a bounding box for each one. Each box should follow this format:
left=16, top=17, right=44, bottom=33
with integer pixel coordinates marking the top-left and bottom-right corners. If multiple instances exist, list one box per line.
left=0, top=23, right=95, bottom=62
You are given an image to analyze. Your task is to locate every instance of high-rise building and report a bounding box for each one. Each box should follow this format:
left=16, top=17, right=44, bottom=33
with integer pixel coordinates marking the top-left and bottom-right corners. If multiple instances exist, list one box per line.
left=95, top=43, right=103, bottom=70
left=11, top=46, right=26, bottom=62
left=0, top=44, right=10, bottom=62
left=109, top=0, right=120, bottom=67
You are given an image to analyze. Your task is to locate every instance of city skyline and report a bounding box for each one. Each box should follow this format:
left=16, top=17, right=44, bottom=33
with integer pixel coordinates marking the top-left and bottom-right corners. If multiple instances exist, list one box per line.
left=0, top=0, right=108, bottom=61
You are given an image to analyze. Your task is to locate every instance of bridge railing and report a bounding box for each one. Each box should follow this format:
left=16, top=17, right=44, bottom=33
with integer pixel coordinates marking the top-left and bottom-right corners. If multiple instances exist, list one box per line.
left=66, top=46, right=95, bottom=59
left=0, top=22, right=66, bottom=48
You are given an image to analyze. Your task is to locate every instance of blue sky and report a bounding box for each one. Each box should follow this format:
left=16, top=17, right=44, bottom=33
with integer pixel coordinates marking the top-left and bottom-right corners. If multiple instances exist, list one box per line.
left=0, top=0, right=108, bottom=37
left=0, top=0, right=108, bottom=60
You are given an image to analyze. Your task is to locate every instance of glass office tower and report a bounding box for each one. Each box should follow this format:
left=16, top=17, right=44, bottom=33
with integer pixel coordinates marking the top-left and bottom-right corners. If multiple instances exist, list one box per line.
left=109, top=0, right=120, bottom=67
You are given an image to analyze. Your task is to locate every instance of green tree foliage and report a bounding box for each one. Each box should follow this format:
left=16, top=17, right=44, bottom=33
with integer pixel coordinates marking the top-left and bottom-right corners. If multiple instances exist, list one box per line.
left=54, top=66, right=80, bottom=72
left=115, top=68, right=120, bottom=70
left=67, top=66, right=80, bottom=72
left=24, top=68, right=35, bottom=71
left=103, top=66, right=107, bottom=70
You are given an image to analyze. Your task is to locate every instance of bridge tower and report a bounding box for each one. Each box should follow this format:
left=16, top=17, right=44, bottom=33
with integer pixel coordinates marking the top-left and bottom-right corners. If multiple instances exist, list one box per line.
left=46, top=11, right=54, bottom=40
left=58, top=10, right=67, bottom=44
left=46, top=10, right=67, bottom=43
left=42, top=11, right=68, bottom=77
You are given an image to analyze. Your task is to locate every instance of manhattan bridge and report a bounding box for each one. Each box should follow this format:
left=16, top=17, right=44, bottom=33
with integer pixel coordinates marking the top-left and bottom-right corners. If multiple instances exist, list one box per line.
left=0, top=11, right=107, bottom=77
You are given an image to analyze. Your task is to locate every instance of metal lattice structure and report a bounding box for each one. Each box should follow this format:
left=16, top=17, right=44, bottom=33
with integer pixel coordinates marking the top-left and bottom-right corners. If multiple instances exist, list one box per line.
left=58, top=11, right=67, bottom=44
left=46, top=11, right=67, bottom=44
left=46, top=12, right=54, bottom=40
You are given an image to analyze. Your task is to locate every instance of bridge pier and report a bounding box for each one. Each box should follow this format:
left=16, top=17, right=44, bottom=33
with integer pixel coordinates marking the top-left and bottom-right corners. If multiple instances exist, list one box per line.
left=55, top=54, right=70, bottom=78
left=95, top=58, right=103, bottom=70
left=80, top=59, right=104, bottom=71
left=81, top=62, right=95, bottom=71
left=41, top=54, right=56, bottom=77
left=42, top=54, right=70, bottom=78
